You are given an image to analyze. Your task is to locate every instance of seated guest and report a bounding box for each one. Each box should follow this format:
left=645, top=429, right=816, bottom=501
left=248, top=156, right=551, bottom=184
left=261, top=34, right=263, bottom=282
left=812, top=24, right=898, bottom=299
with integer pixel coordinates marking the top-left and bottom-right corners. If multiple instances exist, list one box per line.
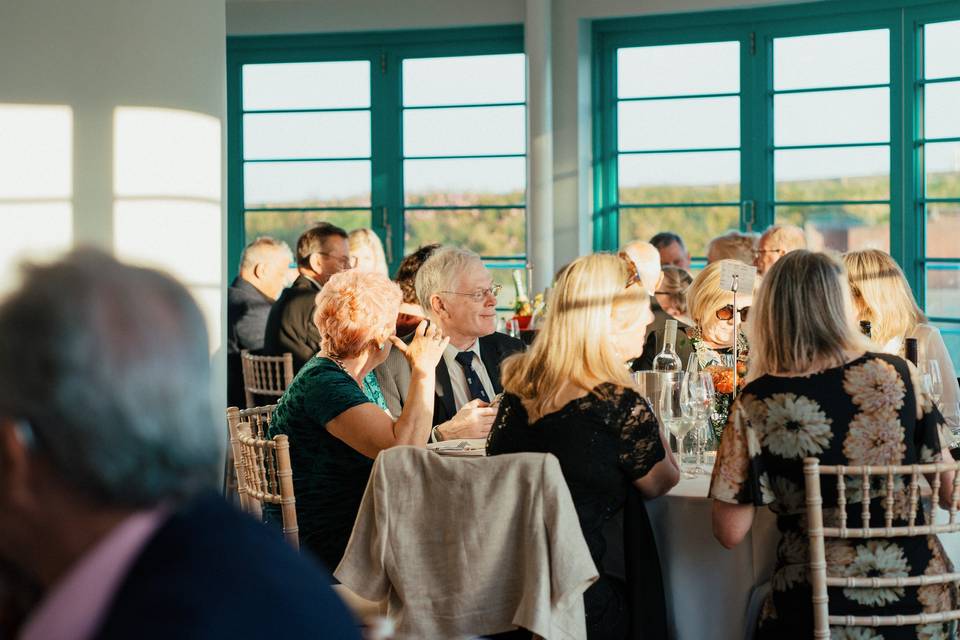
left=348, top=228, right=388, bottom=276
left=0, top=249, right=360, bottom=639
left=844, top=249, right=959, bottom=433
left=654, top=266, right=693, bottom=327
left=268, top=270, right=448, bottom=570
left=393, top=243, right=440, bottom=337
left=376, top=247, right=524, bottom=442
left=753, top=224, right=806, bottom=275
left=685, top=259, right=757, bottom=365
left=706, top=230, right=756, bottom=264
left=263, top=223, right=355, bottom=372
left=488, top=252, right=680, bottom=640
left=650, top=231, right=691, bottom=269
left=227, top=236, right=293, bottom=407
left=621, top=241, right=693, bottom=371
left=711, top=250, right=954, bottom=640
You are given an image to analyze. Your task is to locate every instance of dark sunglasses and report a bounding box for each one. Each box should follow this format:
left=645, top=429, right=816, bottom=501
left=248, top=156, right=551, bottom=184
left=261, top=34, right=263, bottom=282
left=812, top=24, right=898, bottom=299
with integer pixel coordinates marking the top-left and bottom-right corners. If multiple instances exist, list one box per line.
left=716, top=304, right=750, bottom=322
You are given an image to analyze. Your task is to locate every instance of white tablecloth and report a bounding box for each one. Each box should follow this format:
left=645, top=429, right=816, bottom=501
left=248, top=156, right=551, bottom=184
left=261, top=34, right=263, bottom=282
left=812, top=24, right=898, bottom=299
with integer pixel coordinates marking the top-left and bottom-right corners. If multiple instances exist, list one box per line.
left=646, top=470, right=778, bottom=640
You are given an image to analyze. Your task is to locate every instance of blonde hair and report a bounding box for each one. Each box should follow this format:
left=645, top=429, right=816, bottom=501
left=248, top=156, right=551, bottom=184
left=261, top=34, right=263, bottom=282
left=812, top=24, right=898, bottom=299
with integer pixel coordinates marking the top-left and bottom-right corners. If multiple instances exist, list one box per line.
left=760, top=224, right=806, bottom=252
left=656, top=266, right=693, bottom=315
left=842, top=249, right=926, bottom=347
left=347, top=228, right=388, bottom=276
left=749, top=251, right=869, bottom=377
left=686, top=260, right=759, bottom=329
left=314, top=270, right=402, bottom=359
left=706, top=231, right=757, bottom=264
left=500, top=253, right=646, bottom=419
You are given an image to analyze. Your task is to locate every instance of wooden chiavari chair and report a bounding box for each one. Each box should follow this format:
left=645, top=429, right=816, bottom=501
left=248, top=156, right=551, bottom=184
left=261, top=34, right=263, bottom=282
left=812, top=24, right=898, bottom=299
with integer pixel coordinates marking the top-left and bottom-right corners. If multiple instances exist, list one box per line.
left=226, top=405, right=299, bottom=549
left=804, top=456, right=960, bottom=638
left=240, top=350, right=294, bottom=409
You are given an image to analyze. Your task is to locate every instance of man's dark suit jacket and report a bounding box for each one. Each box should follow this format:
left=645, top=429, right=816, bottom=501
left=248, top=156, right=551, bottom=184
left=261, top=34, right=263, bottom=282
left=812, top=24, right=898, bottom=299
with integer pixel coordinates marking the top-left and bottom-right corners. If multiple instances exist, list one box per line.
left=263, top=274, right=322, bottom=373
left=92, top=495, right=360, bottom=640
left=375, top=331, right=524, bottom=426
left=227, top=277, right=274, bottom=407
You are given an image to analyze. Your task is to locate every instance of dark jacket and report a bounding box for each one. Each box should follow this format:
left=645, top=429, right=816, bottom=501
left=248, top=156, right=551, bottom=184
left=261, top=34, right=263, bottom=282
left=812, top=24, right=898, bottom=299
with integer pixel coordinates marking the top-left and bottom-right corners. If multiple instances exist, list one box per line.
left=375, top=331, right=525, bottom=426
left=93, top=495, right=360, bottom=640
left=227, top=277, right=274, bottom=407
left=263, top=275, right=322, bottom=373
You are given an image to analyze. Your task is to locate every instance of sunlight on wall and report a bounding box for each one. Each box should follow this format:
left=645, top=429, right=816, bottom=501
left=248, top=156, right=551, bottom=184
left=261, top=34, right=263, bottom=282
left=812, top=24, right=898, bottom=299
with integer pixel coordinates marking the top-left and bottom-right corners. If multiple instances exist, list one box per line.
left=0, top=104, right=73, bottom=295
left=113, top=107, right=222, bottom=352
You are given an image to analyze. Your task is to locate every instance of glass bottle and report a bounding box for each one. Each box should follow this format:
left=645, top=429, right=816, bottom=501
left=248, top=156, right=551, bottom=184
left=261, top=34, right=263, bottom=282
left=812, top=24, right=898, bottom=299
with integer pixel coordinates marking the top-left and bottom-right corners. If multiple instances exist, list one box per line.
left=653, top=319, right=683, bottom=372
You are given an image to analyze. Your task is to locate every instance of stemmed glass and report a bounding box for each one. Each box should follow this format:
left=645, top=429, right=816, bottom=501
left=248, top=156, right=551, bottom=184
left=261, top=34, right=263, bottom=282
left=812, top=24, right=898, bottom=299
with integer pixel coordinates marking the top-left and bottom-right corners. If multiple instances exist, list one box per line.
left=660, top=376, right=696, bottom=479
left=685, top=371, right=716, bottom=474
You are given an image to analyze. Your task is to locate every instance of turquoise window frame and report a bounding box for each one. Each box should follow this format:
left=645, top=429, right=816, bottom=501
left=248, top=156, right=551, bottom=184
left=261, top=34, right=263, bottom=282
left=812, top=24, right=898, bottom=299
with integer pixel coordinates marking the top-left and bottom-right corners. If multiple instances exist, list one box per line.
left=227, top=26, right=524, bottom=282
left=593, top=0, right=960, bottom=342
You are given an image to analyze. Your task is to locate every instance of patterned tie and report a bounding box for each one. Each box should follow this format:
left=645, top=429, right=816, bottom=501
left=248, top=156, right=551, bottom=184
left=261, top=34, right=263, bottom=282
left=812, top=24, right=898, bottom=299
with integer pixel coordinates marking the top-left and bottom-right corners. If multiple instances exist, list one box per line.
left=454, top=351, right=490, bottom=403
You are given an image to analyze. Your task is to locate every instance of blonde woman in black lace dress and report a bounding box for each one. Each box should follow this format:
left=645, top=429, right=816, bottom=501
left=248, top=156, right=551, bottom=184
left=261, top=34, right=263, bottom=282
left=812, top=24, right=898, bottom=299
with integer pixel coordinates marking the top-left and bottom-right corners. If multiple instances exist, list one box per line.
left=487, top=252, right=680, bottom=640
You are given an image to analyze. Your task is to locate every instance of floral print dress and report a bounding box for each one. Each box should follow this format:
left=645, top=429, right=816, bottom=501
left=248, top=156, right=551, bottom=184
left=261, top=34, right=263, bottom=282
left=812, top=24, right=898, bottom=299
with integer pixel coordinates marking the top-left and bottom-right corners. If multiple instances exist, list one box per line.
left=709, top=352, right=955, bottom=640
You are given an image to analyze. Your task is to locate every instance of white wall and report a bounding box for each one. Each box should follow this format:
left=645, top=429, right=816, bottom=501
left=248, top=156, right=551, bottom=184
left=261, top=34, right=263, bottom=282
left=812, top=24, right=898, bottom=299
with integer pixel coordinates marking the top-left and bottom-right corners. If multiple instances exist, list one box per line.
left=226, top=0, right=811, bottom=274
left=0, top=0, right=228, bottom=411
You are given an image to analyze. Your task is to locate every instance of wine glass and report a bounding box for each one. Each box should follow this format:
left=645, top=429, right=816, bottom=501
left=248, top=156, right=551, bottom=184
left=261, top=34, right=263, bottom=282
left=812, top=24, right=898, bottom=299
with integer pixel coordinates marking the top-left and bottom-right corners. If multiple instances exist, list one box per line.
left=660, top=377, right=695, bottom=479
left=684, top=371, right=716, bottom=474
left=920, top=359, right=943, bottom=409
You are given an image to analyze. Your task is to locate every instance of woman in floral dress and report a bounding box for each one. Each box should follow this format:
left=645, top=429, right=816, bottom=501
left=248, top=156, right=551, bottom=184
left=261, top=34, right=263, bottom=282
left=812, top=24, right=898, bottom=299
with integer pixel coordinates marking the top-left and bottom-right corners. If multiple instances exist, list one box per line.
left=709, top=251, right=956, bottom=640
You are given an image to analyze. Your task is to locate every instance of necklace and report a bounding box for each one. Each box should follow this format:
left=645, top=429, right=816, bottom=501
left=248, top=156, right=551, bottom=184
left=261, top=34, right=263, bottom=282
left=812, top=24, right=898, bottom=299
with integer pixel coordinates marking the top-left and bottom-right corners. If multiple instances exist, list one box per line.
left=326, top=353, right=346, bottom=371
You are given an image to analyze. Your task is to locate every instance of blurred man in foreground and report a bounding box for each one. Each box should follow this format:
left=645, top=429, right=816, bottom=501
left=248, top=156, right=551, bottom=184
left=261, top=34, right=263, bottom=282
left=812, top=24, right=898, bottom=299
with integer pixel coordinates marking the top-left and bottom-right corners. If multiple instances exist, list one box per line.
left=0, top=249, right=359, bottom=639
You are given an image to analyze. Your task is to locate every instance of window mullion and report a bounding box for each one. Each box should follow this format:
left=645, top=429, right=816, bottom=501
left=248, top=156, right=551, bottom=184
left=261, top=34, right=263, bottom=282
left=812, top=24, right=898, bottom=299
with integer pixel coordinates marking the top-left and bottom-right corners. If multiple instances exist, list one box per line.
left=370, top=48, right=403, bottom=274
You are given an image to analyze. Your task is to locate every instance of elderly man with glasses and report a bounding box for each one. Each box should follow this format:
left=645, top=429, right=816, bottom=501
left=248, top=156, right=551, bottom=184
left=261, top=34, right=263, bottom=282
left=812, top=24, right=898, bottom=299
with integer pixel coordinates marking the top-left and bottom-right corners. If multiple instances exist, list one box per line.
left=376, top=246, right=524, bottom=442
left=263, top=222, right=357, bottom=372
left=753, top=223, right=806, bottom=276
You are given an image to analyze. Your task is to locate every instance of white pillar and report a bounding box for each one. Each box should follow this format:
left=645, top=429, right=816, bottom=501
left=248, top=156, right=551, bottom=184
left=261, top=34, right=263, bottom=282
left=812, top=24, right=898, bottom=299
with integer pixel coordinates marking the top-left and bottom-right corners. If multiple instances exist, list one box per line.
left=525, top=0, right=555, bottom=292
left=0, top=0, right=228, bottom=411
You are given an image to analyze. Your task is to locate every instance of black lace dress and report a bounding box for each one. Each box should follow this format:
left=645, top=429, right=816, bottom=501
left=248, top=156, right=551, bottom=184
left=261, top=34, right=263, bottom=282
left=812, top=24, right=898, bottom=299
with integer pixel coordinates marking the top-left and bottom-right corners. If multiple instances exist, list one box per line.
left=487, top=383, right=666, bottom=640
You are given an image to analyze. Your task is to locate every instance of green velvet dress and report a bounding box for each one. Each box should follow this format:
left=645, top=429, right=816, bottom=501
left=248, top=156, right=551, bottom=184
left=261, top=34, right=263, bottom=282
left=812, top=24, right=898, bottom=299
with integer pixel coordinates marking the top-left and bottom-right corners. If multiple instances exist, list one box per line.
left=268, top=356, right=387, bottom=571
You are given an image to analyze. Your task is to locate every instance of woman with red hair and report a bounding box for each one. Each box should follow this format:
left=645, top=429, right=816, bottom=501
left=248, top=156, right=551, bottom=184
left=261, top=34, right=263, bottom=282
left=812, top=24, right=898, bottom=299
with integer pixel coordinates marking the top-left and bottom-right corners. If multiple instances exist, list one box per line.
left=268, top=270, right=448, bottom=569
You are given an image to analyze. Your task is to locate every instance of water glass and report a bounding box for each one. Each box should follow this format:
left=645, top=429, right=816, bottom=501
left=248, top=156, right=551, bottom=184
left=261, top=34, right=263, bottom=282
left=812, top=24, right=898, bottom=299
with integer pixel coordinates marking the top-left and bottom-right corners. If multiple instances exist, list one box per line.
left=660, top=377, right=695, bottom=478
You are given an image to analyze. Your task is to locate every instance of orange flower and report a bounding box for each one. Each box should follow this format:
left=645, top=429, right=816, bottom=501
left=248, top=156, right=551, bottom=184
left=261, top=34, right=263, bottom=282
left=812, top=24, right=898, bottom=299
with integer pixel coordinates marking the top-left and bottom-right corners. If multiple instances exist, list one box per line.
left=707, top=365, right=747, bottom=395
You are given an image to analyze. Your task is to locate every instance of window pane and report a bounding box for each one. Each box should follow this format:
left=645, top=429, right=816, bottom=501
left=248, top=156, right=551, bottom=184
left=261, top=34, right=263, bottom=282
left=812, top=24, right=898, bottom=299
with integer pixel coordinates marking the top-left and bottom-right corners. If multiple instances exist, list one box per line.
left=926, top=142, right=960, bottom=198
left=402, top=54, right=525, bottom=106
left=244, top=161, right=370, bottom=208
left=404, top=157, right=525, bottom=206
left=403, top=106, right=524, bottom=157
left=618, top=152, right=739, bottom=204
left=242, top=61, right=370, bottom=110
left=245, top=209, right=371, bottom=250
left=926, top=264, right=960, bottom=319
left=618, top=97, right=739, bottom=151
left=619, top=206, right=740, bottom=258
left=775, top=204, right=889, bottom=252
left=243, top=112, right=370, bottom=160
left=774, top=29, right=888, bottom=91
left=931, top=323, right=960, bottom=371
left=617, top=41, right=739, bottom=98
left=404, top=208, right=525, bottom=257
left=775, top=147, right=889, bottom=201
left=926, top=203, right=960, bottom=259
left=774, top=88, right=889, bottom=146
left=925, top=82, right=960, bottom=140
left=925, top=20, right=960, bottom=80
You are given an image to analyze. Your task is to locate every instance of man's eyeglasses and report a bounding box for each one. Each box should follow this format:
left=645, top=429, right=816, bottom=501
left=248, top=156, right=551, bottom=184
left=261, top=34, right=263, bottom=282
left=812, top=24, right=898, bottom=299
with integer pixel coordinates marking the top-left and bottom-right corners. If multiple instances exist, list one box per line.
left=317, top=252, right=358, bottom=269
left=753, top=248, right=783, bottom=258
left=439, top=283, right=502, bottom=303
left=716, top=304, right=750, bottom=322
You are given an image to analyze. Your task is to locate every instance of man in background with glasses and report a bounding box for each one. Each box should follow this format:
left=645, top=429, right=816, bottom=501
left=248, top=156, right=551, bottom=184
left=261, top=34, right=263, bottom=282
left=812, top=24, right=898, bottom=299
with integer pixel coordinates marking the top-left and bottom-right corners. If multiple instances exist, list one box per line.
left=376, top=246, right=524, bottom=443
left=263, top=222, right=356, bottom=372
left=753, top=224, right=806, bottom=276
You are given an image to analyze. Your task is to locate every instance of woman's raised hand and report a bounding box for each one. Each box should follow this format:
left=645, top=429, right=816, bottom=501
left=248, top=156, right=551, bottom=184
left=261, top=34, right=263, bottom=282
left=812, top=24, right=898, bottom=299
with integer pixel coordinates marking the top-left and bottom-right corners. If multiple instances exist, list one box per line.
left=389, top=320, right=449, bottom=375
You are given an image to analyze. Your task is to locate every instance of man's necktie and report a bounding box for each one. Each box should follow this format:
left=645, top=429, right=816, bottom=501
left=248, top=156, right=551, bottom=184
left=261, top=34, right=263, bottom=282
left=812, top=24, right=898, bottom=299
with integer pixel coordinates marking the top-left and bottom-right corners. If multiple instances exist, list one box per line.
left=454, top=351, right=490, bottom=403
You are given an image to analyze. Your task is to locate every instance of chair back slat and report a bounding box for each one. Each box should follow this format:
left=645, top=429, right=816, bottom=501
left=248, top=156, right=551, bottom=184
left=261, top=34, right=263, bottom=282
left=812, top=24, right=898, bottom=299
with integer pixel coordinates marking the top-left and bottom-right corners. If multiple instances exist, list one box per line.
left=804, top=456, right=960, bottom=636
left=225, top=405, right=299, bottom=550
left=240, top=350, right=294, bottom=408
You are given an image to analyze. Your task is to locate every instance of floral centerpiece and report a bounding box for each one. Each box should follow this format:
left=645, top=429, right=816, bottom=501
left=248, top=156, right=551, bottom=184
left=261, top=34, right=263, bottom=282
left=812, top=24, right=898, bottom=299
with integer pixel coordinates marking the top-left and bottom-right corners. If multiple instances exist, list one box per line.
left=511, top=269, right=533, bottom=330
left=687, top=328, right=749, bottom=441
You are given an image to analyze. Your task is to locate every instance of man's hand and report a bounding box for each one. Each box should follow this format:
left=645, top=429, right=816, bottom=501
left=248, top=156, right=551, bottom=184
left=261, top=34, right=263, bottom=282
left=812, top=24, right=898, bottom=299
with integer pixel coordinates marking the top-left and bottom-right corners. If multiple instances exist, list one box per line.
left=435, top=398, right=498, bottom=441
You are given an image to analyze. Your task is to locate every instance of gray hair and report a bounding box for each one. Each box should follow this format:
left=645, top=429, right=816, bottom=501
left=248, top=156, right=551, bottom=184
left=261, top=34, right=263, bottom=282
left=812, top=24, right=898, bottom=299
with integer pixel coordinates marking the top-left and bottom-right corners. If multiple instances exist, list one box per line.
left=759, top=224, right=807, bottom=253
left=239, top=236, right=291, bottom=272
left=0, top=248, right=220, bottom=507
left=415, top=246, right=483, bottom=319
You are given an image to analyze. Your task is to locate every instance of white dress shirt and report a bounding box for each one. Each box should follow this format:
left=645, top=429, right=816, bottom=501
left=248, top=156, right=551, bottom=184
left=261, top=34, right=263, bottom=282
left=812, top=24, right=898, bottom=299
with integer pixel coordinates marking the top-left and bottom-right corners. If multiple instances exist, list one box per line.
left=442, top=339, right=496, bottom=411
left=882, top=323, right=959, bottom=431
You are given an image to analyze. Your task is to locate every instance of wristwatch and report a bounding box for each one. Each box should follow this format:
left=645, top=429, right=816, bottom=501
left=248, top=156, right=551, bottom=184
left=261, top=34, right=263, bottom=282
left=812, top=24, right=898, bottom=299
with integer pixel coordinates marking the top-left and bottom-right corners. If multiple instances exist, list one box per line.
left=431, top=424, right=444, bottom=442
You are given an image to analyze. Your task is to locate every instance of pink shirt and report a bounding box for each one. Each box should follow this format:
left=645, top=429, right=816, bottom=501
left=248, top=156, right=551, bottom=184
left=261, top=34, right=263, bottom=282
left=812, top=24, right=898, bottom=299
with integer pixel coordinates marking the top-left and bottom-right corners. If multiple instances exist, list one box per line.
left=18, top=507, right=168, bottom=640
